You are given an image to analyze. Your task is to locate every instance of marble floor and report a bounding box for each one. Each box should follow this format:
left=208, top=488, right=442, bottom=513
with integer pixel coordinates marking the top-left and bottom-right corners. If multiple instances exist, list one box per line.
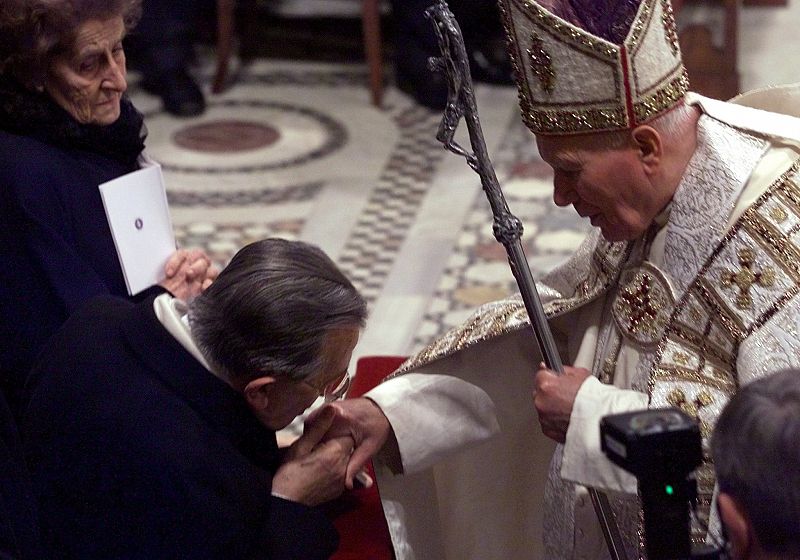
left=128, top=2, right=800, bottom=367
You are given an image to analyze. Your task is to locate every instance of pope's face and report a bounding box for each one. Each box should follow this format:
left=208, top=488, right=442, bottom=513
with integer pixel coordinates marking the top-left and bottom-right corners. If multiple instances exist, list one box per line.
left=44, top=17, right=127, bottom=126
left=536, top=133, right=664, bottom=242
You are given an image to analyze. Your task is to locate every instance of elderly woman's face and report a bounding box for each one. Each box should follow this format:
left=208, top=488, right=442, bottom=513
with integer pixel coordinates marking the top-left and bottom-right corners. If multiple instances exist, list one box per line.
left=44, top=16, right=127, bottom=125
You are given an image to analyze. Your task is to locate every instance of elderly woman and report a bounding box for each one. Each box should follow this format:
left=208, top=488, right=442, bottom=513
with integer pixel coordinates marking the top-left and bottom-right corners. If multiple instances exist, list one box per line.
left=0, top=0, right=216, bottom=408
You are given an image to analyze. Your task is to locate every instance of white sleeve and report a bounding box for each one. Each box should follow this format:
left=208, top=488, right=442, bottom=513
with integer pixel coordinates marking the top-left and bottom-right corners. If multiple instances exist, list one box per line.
left=560, top=376, right=648, bottom=493
left=366, top=373, right=500, bottom=475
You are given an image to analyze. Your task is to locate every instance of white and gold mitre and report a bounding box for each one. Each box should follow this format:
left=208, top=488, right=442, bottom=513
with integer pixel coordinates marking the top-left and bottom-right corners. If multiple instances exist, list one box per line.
left=497, top=0, right=689, bottom=135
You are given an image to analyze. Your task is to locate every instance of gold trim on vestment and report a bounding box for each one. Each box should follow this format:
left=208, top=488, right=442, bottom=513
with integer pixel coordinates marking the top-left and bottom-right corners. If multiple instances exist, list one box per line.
left=649, top=162, right=800, bottom=538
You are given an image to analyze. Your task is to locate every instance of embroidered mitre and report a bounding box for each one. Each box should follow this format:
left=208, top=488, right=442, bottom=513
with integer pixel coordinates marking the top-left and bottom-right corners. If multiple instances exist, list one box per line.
left=498, top=0, right=689, bottom=135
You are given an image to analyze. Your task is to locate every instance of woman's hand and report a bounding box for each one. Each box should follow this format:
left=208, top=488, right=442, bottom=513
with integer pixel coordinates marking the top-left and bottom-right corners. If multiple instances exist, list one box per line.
left=160, top=248, right=219, bottom=300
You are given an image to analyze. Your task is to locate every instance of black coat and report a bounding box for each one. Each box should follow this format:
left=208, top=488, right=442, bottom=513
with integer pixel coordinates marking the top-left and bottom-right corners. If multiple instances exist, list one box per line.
left=21, top=293, right=339, bottom=559
left=0, top=128, right=135, bottom=408
left=0, top=392, right=42, bottom=559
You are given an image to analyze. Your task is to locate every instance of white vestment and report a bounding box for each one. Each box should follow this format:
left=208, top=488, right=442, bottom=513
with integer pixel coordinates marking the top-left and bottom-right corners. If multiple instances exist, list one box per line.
left=366, top=88, right=800, bottom=559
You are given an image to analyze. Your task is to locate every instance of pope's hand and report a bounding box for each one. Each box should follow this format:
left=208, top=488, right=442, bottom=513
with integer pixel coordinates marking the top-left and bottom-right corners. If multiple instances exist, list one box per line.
left=305, top=398, right=396, bottom=489
left=533, top=363, right=591, bottom=443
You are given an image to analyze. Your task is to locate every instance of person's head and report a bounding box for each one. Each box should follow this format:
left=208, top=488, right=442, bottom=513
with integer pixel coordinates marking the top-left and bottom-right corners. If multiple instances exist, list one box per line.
left=188, top=238, right=368, bottom=431
left=0, top=0, right=141, bottom=125
left=496, top=0, right=692, bottom=241
left=711, top=370, right=800, bottom=560
left=535, top=102, right=700, bottom=242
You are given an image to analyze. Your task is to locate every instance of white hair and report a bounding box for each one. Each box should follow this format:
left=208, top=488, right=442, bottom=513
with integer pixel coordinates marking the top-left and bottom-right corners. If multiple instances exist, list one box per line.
left=593, top=102, right=697, bottom=151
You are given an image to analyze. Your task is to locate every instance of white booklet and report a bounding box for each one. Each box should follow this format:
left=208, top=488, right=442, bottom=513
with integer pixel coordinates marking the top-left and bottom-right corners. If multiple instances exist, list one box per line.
left=99, top=164, right=176, bottom=296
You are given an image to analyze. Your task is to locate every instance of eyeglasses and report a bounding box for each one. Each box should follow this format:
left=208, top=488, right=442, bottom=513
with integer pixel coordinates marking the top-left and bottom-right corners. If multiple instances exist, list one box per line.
left=323, top=371, right=351, bottom=402
left=302, top=369, right=351, bottom=402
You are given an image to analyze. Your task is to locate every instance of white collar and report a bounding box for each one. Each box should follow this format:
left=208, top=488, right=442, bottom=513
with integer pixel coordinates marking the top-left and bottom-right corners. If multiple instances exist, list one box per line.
left=152, top=293, right=232, bottom=386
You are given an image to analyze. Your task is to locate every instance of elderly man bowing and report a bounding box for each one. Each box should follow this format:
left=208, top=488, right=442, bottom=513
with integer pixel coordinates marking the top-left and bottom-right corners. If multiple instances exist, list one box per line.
left=21, top=239, right=368, bottom=559
left=308, top=1, right=800, bottom=559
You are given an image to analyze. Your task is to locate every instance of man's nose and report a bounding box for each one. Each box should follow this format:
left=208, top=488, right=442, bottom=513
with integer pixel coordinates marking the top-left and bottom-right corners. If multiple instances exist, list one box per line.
left=552, top=180, right=575, bottom=207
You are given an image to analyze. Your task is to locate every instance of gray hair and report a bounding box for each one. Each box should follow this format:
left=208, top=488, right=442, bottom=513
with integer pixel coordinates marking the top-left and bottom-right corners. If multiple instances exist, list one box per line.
left=0, top=0, right=142, bottom=87
left=711, top=370, right=800, bottom=557
left=188, top=238, right=367, bottom=385
left=593, top=101, right=697, bottom=151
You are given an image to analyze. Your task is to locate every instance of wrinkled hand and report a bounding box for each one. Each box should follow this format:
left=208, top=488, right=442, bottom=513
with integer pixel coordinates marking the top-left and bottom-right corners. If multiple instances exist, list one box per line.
left=272, top=407, right=353, bottom=506
left=306, top=398, right=394, bottom=489
left=160, top=248, right=219, bottom=300
left=533, top=363, right=590, bottom=443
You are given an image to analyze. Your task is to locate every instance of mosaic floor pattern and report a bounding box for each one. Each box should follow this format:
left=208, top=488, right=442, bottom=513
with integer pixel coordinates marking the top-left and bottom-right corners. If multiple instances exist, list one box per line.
left=129, top=59, right=587, bottom=360
left=411, top=119, right=590, bottom=350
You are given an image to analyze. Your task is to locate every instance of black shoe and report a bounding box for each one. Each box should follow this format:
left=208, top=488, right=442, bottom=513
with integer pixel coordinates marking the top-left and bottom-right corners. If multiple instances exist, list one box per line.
left=142, top=69, right=205, bottom=117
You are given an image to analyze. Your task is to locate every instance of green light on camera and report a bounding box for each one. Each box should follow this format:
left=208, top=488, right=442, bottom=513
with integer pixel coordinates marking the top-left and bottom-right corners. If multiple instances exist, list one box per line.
left=665, top=484, right=674, bottom=496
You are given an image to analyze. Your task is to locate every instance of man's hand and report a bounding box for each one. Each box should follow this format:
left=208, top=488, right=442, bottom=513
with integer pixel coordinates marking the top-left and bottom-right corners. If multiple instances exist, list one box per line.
left=533, top=363, right=591, bottom=443
left=306, top=398, right=396, bottom=489
left=160, top=248, right=219, bottom=300
left=272, top=407, right=353, bottom=506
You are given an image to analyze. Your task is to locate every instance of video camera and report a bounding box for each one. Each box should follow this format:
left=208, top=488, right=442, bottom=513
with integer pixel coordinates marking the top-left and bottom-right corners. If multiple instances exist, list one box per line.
left=600, top=407, right=725, bottom=560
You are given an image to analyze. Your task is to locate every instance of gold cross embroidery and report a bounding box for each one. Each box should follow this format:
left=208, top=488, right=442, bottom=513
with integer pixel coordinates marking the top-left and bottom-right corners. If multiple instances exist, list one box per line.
left=720, top=247, right=776, bottom=310
left=618, top=273, right=663, bottom=335
left=667, top=388, right=713, bottom=437
left=527, top=31, right=555, bottom=94
left=769, top=205, right=789, bottom=223
left=672, top=352, right=691, bottom=366
left=667, top=388, right=713, bottom=417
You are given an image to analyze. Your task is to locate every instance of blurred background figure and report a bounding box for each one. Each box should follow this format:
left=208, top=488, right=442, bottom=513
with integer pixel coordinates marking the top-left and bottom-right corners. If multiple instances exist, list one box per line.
left=712, top=370, right=800, bottom=560
left=125, top=0, right=208, bottom=116
left=390, top=0, right=513, bottom=109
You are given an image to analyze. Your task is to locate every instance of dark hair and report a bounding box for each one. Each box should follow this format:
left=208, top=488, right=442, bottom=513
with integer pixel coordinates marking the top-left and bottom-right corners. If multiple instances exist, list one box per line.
left=188, top=238, right=367, bottom=385
left=0, top=0, right=142, bottom=87
left=711, top=370, right=800, bottom=557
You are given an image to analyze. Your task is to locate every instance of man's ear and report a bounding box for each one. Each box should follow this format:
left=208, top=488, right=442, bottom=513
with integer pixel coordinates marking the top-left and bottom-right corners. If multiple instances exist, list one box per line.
left=631, top=125, right=662, bottom=173
left=718, top=492, right=752, bottom=560
left=243, top=376, right=276, bottom=412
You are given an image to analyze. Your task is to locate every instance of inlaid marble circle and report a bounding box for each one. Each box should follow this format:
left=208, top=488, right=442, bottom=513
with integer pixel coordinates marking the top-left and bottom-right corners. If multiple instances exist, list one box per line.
left=173, top=120, right=280, bottom=153
left=143, top=99, right=347, bottom=174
